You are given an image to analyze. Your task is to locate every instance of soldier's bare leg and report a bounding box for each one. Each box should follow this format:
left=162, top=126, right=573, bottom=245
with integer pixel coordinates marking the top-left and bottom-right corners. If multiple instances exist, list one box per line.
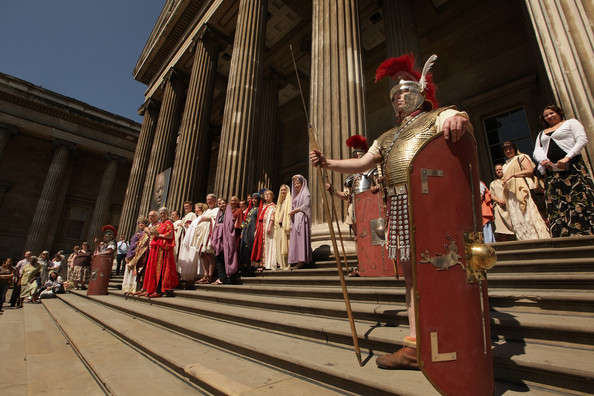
left=376, top=259, right=418, bottom=370
left=402, top=260, right=416, bottom=338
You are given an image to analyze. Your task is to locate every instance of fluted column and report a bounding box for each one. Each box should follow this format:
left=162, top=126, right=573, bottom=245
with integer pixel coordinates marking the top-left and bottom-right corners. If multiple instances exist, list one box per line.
left=214, top=0, right=267, bottom=199
left=138, top=70, right=187, bottom=214
left=167, top=25, right=224, bottom=211
left=310, top=0, right=367, bottom=223
left=524, top=0, right=594, bottom=166
left=255, top=69, right=285, bottom=191
left=118, top=99, right=160, bottom=239
left=25, top=140, right=75, bottom=253
left=86, top=154, right=120, bottom=241
left=382, top=0, right=419, bottom=59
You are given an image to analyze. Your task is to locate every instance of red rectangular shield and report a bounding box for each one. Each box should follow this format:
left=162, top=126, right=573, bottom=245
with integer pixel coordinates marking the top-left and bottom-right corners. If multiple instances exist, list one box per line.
left=354, top=190, right=398, bottom=277
left=408, top=132, right=494, bottom=395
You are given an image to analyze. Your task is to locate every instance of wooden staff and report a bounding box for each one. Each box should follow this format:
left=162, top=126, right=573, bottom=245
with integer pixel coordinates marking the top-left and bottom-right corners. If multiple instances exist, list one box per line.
left=290, top=45, right=362, bottom=366
left=326, top=175, right=352, bottom=274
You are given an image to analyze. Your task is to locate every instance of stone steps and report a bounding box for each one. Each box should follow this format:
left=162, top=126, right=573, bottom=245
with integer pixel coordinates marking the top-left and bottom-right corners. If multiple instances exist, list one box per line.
left=0, top=303, right=105, bottom=395
left=107, top=288, right=594, bottom=351
left=41, top=299, right=207, bottom=395
left=46, top=294, right=360, bottom=396
left=491, top=235, right=594, bottom=252
left=57, top=292, right=439, bottom=396
left=271, top=256, right=594, bottom=273
left=233, top=273, right=594, bottom=290
left=84, top=235, right=594, bottom=394
left=57, top=291, right=563, bottom=396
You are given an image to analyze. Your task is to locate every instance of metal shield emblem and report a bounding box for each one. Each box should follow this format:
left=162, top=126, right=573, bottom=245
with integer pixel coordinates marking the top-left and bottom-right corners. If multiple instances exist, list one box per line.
left=354, top=190, right=399, bottom=277
left=409, top=132, right=494, bottom=395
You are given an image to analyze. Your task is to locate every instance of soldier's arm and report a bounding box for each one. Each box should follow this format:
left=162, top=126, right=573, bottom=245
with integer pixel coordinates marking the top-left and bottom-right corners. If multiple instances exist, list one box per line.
left=325, top=183, right=349, bottom=202
left=438, top=109, right=473, bottom=143
left=310, top=150, right=381, bottom=174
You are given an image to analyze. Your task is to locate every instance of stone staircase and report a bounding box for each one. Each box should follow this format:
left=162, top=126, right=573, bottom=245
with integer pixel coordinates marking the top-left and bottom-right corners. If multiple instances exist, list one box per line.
left=46, top=236, right=594, bottom=395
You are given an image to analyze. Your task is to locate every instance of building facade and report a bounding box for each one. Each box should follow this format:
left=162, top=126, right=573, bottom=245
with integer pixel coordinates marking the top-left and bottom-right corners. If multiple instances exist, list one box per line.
left=120, top=0, right=594, bottom=236
left=0, top=73, right=140, bottom=258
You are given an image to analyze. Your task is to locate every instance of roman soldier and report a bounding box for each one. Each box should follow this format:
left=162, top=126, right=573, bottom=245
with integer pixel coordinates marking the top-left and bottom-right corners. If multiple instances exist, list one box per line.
left=87, top=225, right=117, bottom=295
left=326, top=136, right=375, bottom=231
left=310, top=54, right=495, bottom=395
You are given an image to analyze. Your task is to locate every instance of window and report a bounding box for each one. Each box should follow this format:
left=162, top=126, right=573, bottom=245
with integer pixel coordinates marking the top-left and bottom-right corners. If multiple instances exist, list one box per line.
left=483, top=108, right=534, bottom=166
left=62, top=205, right=90, bottom=240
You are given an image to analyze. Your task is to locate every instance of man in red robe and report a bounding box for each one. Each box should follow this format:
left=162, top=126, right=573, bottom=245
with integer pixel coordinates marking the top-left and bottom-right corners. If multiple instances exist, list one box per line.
left=143, top=207, right=179, bottom=297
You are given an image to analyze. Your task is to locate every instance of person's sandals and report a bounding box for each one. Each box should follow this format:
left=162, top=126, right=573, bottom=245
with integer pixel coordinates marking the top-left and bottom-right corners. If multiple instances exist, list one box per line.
left=255, top=267, right=265, bottom=273
left=212, top=279, right=223, bottom=285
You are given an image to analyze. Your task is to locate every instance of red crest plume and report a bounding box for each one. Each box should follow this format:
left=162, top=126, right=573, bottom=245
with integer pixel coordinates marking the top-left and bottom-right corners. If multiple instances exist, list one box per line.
left=375, top=53, right=439, bottom=109
left=375, top=54, right=421, bottom=83
left=346, top=135, right=368, bottom=152
left=102, top=224, right=117, bottom=237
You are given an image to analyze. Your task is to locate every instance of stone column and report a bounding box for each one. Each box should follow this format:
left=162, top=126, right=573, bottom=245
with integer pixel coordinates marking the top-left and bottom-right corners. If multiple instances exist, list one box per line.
left=310, top=0, right=367, bottom=223
left=86, top=154, right=120, bottom=242
left=167, top=25, right=224, bottom=211
left=255, top=69, right=285, bottom=191
left=24, top=140, right=75, bottom=254
left=138, top=69, right=187, bottom=215
left=382, top=0, right=419, bottom=59
left=214, top=0, right=267, bottom=199
left=524, top=0, right=594, bottom=166
left=118, top=99, right=160, bottom=239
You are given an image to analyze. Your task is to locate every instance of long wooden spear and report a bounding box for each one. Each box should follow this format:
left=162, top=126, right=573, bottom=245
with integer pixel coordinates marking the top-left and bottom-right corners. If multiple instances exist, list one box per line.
left=289, top=45, right=362, bottom=366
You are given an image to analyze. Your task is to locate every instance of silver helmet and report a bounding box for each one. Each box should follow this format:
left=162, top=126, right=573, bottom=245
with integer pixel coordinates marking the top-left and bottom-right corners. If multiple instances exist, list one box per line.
left=386, top=54, right=438, bottom=114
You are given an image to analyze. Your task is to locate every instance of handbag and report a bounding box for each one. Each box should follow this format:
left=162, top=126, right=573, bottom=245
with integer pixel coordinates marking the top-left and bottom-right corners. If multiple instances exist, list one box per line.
left=527, top=183, right=546, bottom=212
left=40, top=289, right=56, bottom=299
left=518, top=156, right=546, bottom=212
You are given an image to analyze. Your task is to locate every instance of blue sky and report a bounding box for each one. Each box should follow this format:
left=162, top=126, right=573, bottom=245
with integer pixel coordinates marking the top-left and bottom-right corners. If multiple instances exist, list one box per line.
left=0, top=1, right=165, bottom=123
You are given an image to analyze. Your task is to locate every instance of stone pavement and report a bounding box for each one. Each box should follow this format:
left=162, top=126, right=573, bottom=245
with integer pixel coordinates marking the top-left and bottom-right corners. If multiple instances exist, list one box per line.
left=0, top=303, right=103, bottom=396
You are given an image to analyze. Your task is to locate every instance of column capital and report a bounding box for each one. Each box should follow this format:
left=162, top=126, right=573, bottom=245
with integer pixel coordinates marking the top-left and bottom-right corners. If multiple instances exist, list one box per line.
left=162, top=68, right=189, bottom=88
left=0, top=122, right=18, bottom=135
left=137, top=98, right=161, bottom=116
left=192, top=23, right=227, bottom=52
left=53, top=139, right=77, bottom=151
left=105, top=152, right=126, bottom=164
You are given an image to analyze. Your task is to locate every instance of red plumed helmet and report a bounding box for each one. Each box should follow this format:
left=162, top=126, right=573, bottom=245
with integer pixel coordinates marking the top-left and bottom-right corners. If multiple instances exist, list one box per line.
left=346, top=135, right=368, bottom=152
left=375, top=54, right=420, bottom=83
left=375, top=53, right=439, bottom=110
left=101, top=225, right=117, bottom=237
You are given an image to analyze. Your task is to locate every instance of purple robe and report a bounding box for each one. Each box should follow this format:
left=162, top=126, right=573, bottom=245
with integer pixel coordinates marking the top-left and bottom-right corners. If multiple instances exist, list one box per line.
left=211, top=207, right=239, bottom=276
left=126, top=232, right=141, bottom=260
left=289, top=174, right=312, bottom=264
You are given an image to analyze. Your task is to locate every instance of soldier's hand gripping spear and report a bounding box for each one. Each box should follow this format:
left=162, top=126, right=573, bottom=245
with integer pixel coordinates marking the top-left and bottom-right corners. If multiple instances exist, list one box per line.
left=289, top=45, right=362, bottom=366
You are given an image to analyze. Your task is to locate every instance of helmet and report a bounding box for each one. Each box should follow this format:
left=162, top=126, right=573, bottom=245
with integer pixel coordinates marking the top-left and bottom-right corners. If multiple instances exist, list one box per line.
left=375, top=54, right=439, bottom=114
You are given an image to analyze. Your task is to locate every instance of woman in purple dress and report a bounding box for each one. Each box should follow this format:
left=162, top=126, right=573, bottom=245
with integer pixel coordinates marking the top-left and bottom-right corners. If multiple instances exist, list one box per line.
left=211, top=198, right=239, bottom=284
left=288, top=174, right=312, bottom=269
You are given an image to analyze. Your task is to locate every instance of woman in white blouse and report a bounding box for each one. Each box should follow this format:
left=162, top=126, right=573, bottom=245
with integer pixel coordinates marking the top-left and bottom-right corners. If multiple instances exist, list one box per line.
left=533, top=105, right=594, bottom=237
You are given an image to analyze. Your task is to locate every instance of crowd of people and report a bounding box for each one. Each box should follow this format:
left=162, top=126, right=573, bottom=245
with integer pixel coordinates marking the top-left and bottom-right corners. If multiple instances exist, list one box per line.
left=1, top=104, right=592, bottom=312
left=0, top=175, right=314, bottom=310
left=119, top=174, right=313, bottom=297
left=480, top=104, right=594, bottom=242
left=0, top=226, right=119, bottom=312
left=0, top=250, right=66, bottom=311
